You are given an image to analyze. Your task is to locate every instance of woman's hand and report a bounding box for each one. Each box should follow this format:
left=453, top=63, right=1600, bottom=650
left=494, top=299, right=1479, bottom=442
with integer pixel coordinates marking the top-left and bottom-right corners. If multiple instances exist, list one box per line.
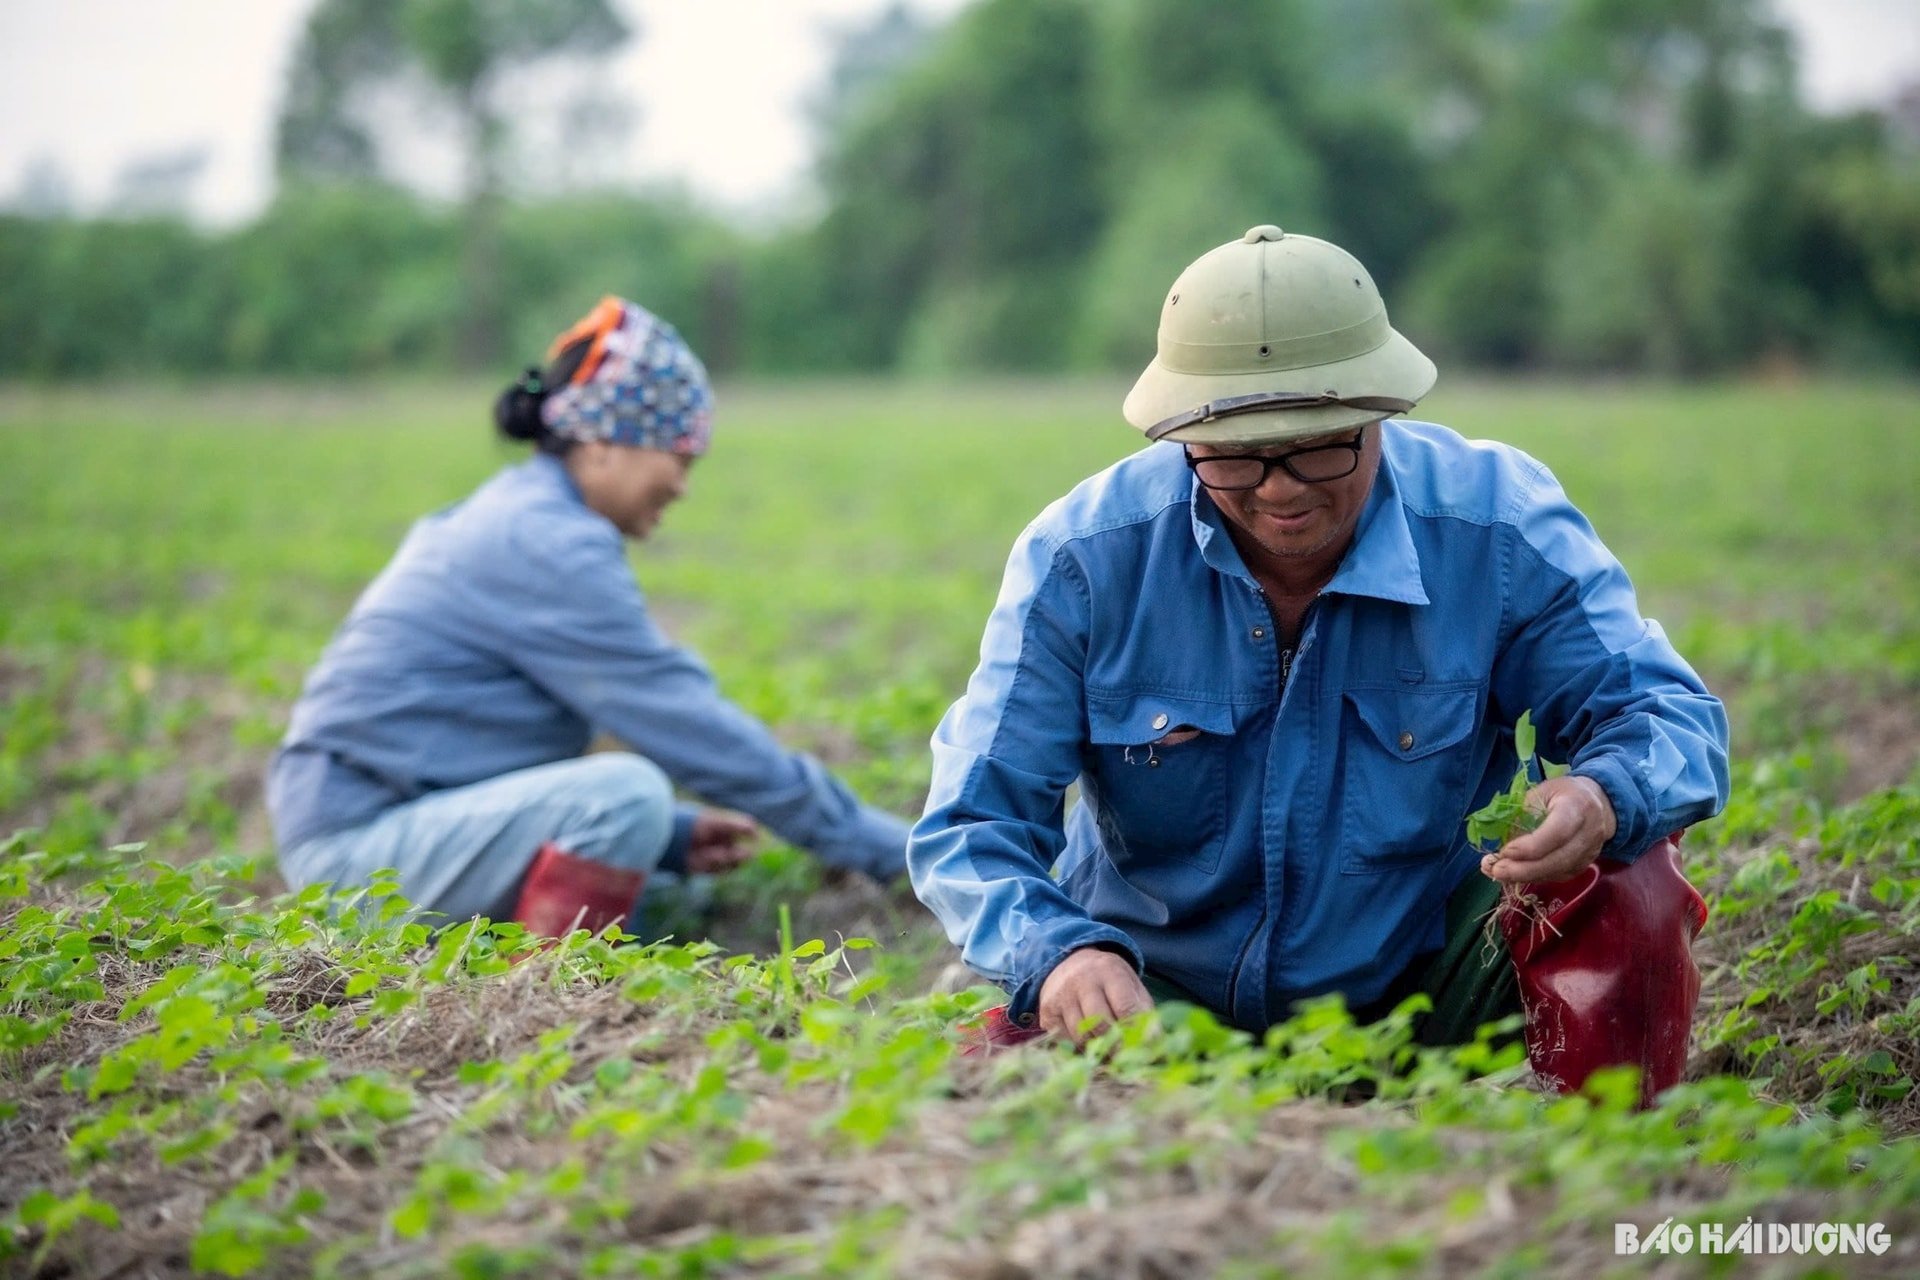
left=686, top=809, right=758, bottom=874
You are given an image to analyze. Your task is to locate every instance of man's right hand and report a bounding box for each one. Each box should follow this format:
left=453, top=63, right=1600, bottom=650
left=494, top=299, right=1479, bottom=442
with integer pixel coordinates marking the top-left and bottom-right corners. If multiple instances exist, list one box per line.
left=1038, top=946, right=1154, bottom=1045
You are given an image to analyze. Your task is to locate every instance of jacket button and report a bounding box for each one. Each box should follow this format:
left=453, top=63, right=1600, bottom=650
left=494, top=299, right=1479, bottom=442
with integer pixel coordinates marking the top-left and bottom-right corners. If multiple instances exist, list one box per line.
left=1251, top=627, right=1266, bottom=640
left=1399, top=731, right=1415, bottom=750
left=1151, top=713, right=1169, bottom=730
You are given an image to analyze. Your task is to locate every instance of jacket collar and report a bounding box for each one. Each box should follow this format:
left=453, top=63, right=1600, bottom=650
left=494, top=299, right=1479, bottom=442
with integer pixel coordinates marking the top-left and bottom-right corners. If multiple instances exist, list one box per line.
left=1189, top=447, right=1429, bottom=607
left=529, top=451, right=586, bottom=505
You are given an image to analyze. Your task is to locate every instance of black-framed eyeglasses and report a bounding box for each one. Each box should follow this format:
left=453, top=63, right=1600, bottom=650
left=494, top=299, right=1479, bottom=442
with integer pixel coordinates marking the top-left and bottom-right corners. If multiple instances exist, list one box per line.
left=1183, top=429, right=1366, bottom=490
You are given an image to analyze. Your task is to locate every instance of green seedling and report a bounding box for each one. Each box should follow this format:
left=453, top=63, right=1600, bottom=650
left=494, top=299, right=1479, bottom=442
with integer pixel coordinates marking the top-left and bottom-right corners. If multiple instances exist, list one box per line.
left=5, top=383, right=1920, bottom=1275
left=1465, top=711, right=1568, bottom=852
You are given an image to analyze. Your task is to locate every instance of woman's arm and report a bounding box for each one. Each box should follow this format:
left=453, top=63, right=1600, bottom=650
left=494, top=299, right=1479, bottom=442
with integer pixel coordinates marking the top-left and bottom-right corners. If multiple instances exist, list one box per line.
left=481, top=521, right=908, bottom=879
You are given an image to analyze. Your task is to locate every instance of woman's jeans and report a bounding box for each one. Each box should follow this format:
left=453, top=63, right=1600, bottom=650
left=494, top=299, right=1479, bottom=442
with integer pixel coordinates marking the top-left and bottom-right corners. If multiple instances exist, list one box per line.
left=278, top=754, right=675, bottom=924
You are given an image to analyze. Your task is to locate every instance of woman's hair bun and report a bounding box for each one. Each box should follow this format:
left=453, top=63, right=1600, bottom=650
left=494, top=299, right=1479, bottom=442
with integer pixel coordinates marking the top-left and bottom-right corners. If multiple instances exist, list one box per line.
left=493, top=367, right=548, bottom=443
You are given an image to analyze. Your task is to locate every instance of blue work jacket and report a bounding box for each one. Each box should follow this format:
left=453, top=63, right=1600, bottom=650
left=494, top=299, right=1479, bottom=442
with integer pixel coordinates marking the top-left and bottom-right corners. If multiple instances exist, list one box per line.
left=908, top=421, right=1730, bottom=1031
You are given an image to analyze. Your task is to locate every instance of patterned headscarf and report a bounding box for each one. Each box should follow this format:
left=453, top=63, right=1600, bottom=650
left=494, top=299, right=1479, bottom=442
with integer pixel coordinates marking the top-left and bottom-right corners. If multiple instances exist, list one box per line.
left=539, top=297, right=714, bottom=455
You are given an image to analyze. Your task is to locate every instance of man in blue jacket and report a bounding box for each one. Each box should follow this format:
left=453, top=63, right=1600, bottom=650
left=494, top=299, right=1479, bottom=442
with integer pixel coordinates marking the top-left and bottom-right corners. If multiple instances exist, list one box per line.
left=908, top=227, right=1729, bottom=1091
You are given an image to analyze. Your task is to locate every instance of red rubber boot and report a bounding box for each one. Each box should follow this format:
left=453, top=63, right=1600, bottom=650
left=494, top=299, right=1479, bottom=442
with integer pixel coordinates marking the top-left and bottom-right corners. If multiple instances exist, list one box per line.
left=512, top=842, right=647, bottom=939
left=956, top=1005, right=1049, bottom=1057
left=1499, top=833, right=1708, bottom=1108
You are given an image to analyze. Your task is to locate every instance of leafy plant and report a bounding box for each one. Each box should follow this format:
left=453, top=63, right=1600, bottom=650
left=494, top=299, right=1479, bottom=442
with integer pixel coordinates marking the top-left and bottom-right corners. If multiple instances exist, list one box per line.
left=4, top=380, right=1920, bottom=1276
left=1465, top=711, right=1569, bottom=851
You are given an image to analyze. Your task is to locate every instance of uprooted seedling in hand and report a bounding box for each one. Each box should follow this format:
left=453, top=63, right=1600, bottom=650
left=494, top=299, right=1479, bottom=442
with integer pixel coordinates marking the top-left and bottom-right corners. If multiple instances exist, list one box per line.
left=1468, top=711, right=1572, bottom=942
left=1465, top=711, right=1570, bottom=853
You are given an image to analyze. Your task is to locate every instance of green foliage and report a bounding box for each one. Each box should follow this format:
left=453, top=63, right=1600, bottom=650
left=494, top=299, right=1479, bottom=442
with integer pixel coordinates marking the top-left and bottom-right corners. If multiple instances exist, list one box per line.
left=276, top=0, right=630, bottom=181
left=1543, top=161, right=1747, bottom=374
left=14, top=0, right=1919, bottom=378
left=1465, top=712, right=1570, bottom=851
left=0, top=193, right=746, bottom=378
left=794, top=0, right=1920, bottom=375
left=3, top=379, right=1919, bottom=1274
left=0, top=215, right=225, bottom=376
left=6, top=1188, right=120, bottom=1270
left=1070, top=90, right=1327, bottom=369
left=1691, top=786, right=1920, bottom=1117
left=192, top=1153, right=326, bottom=1276
left=802, top=0, right=1107, bottom=374
left=230, top=186, right=460, bottom=372
left=272, top=0, right=631, bottom=365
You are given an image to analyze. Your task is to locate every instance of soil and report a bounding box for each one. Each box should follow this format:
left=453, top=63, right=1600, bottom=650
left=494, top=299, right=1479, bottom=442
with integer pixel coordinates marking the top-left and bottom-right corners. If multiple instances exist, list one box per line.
left=1690, top=832, right=1920, bottom=1136
left=1831, top=689, right=1920, bottom=802
left=0, top=652, right=276, bottom=866
left=7, top=937, right=1913, bottom=1280
left=4, top=650, right=1920, bottom=1276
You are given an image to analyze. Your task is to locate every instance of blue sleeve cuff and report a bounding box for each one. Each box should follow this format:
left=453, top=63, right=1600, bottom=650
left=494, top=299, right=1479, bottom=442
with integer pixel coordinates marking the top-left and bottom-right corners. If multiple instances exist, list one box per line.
left=1574, top=754, right=1655, bottom=864
left=810, top=804, right=912, bottom=882
left=658, top=804, right=700, bottom=876
left=1004, top=923, right=1147, bottom=1029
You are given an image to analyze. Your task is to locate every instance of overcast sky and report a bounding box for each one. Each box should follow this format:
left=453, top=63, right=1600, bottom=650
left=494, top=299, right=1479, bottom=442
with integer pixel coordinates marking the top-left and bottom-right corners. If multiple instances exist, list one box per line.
left=0, top=0, right=1913, bottom=225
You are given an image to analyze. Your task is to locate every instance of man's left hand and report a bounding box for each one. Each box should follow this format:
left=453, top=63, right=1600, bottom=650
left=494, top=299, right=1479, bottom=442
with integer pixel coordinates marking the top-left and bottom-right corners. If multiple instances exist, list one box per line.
left=687, top=809, right=758, bottom=875
left=1480, top=775, right=1616, bottom=884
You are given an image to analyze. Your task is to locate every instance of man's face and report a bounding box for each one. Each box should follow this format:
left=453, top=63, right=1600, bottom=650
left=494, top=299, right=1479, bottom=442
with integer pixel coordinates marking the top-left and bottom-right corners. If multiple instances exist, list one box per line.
left=1186, top=424, right=1383, bottom=568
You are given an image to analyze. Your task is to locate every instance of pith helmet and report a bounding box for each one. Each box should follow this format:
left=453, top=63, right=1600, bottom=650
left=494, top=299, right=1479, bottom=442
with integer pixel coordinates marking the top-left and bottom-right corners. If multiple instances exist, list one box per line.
left=1123, top=225, right=1436, bottom=445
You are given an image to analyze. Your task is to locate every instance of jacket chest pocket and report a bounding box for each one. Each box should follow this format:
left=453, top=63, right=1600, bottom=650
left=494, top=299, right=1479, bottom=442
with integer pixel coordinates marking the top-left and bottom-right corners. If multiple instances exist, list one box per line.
left=1083, top=694, right=1238, bottom=875
left=1339, top=683, right=1484, bottom=873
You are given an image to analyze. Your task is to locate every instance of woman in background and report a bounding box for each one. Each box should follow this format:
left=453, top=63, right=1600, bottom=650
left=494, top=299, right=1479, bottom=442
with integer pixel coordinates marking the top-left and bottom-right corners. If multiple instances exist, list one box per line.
left=267, top=296, right=908, bottom=936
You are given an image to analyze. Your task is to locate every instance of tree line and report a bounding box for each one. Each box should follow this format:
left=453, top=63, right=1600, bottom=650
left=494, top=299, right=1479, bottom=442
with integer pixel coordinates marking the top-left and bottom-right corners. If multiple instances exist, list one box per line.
left=4, top=0, right=1917, bottom=379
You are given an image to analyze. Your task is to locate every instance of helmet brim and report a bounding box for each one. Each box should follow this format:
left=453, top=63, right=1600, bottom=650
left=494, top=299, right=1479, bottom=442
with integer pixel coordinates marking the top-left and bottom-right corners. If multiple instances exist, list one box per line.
left=1123, top=325, right=1437, bottom=445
